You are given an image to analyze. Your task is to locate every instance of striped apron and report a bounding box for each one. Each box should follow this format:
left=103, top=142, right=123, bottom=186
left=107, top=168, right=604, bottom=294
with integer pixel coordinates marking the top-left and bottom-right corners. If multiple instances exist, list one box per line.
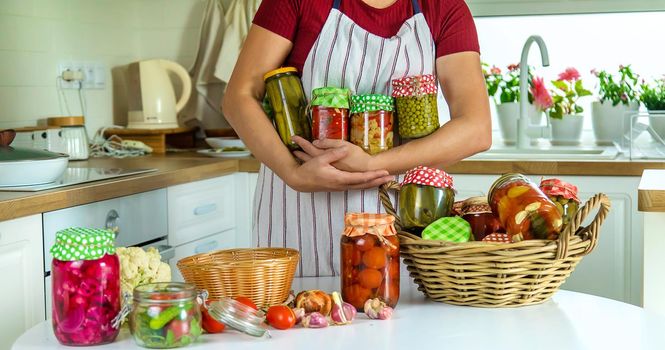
left=253, top=0, right=436, bottom=277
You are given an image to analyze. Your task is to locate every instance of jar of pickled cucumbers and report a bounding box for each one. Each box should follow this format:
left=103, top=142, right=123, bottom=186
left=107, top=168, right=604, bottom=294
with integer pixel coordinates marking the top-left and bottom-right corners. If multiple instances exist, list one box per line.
left=460, top=196, right=503, bottom=241
left=539, top=178, right=580, bottom=228
left=350, top=94, right=394, bottom=155
left=263, top=67, right=311, bottom=150
left=398, top=166, right=455, bottom=234
left=391, top=74, right=439, bottom=139
left=311, top=87, right=350, bottom=141
left=341, top=213, right=399, bottom=311
left=488, top=174, right=563, bottom=242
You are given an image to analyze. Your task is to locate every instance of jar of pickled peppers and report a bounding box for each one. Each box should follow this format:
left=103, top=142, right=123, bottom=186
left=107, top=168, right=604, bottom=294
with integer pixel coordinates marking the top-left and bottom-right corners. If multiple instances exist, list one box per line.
left=350, top=94, right=394, bottom=154
left=263, top=67, right=311, bottom=150
left=311, top=87, right=350, bottom=141
left=459, top=196, right=503, bottom=241
left=488, top=174, right=563, bottom=242
left=391, top=75, right=439, bottom=139
left=341, top=213, right=399, bottom=311
left=398, top=166, right=455, bottom=234
left=539, top=178, right=580, bottom=228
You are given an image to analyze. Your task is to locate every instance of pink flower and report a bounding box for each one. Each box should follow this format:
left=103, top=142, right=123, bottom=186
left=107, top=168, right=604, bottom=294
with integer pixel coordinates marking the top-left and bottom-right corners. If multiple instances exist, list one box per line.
left=507, top=63, right=519, bottom=72
left=530, top=76, right=553, bottom=112
left=490, top=66, right=501, bottom=75
left=558, top=67, right=581, bottom=82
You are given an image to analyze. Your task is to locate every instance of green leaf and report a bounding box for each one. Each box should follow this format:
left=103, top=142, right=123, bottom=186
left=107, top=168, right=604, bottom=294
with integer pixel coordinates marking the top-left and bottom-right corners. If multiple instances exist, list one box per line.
left=190, top=318, right=202, bottom=338
left=575, top=105, right=584, bottom=114
left=166, top=330, right=176, bottom=346
left=552, top=80, right=569, bottom=92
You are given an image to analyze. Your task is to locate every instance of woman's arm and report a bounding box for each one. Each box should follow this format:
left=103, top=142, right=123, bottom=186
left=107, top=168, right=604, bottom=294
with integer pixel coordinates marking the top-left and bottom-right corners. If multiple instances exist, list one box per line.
left=222, top=25, right=394, bottom=191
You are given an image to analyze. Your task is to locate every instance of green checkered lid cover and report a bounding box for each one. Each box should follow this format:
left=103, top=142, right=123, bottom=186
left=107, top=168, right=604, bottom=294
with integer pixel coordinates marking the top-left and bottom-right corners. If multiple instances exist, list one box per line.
left=311, top=87, right=351, bottom=108
left=350, top=94, right=394, bottom=113
left=50, top=228, right=116, bottom=261
left=421, top=216, right=471, bottom=243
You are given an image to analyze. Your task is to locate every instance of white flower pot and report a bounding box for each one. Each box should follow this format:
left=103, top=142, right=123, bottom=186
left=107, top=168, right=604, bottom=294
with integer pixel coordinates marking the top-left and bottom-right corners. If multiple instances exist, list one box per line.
left=550, top=114, right=584, bottom=146
left=648, top=111, right=665, bottom=141
left=496, top=102, right=542, bottom=145
left=591, top=101, right=639, bottom=145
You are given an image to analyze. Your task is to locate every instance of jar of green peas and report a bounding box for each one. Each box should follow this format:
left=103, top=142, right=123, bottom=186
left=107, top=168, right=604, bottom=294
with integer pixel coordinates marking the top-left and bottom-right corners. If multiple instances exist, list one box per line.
left=391, top=75, right=440, bottom=139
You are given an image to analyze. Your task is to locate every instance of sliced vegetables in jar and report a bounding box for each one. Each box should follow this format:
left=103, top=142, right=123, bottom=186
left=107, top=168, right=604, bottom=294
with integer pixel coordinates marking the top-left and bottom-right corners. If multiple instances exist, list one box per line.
left=263, top=67, right=311, bottom=150
left=350, top=94, right=394, bottom=155
left=311, top=87, right=350, bottom=141
left=398, top=166, right=455, bottom=235
left=392, top=75, right=439, bottom=139
left=539, top=178, right=581, bottom=228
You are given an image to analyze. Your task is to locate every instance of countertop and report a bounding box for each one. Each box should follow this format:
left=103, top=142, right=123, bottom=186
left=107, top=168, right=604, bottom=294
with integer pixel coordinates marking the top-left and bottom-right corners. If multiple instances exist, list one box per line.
left=12, top=277, right=665, bottom=350
left=638, top=169, right=665, bottom=212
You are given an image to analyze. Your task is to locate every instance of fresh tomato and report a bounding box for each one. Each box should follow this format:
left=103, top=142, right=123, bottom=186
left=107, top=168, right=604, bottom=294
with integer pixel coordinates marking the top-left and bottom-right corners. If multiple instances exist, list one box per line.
left=266, top=305, right=296, bottom=330
left=200, top=304, right=225, bottom=333
left=234, top=296, right=258, bottom=310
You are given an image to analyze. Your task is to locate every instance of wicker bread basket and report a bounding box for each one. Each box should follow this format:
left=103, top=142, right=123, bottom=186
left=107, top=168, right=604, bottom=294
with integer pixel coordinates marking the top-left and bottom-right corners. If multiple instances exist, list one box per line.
left=177, top=248, right=299, bottom=309
left=379, top=182, right=611, bottom=307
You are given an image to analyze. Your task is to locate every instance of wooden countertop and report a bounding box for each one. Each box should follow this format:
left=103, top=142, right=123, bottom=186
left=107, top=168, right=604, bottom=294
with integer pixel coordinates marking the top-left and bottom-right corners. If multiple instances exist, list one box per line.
left=638, top=169, right=665, bottom=212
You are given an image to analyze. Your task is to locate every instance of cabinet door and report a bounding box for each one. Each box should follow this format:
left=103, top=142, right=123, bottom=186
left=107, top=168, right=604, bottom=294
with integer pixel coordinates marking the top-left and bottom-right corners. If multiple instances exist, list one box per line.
left=169, top=229, right=237, bottom=282
left=0, top=215, right=44, bottom=349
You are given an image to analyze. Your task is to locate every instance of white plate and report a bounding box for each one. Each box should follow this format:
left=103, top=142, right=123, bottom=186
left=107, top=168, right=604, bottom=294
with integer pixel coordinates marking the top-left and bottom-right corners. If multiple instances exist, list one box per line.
left=205, top=137, right=245, bottom=149
left=197, top=149, right=252, bottom=158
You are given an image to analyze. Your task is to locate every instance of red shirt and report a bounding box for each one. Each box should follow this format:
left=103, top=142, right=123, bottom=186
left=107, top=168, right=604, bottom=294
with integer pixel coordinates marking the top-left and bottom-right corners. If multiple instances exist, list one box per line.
left=253, top=0, right=480, bottom=72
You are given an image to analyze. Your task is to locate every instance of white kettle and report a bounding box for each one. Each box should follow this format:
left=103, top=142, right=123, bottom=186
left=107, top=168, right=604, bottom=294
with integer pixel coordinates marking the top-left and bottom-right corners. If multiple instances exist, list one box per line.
left=126, top=59, right=192, bottom=129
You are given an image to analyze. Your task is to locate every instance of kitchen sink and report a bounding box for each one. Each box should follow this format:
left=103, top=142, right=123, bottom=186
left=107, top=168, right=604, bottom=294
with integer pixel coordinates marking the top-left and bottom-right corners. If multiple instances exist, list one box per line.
left=468, top=147, right=619, bottom=160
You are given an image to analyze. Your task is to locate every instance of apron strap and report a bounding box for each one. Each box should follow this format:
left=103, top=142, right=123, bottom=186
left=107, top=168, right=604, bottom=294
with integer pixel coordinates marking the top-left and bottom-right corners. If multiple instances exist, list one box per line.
left=411, top=0, right=422, bottom=14
left=333, top=0, right=342, bottom=10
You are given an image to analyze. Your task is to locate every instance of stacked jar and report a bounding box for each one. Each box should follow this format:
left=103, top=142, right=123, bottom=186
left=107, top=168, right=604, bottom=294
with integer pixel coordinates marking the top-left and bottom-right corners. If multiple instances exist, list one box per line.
left=350, top=94, right=394, bottom=155
left=392, top=75, right=440, bottom=139
left=50, top=228, right=121, bottom=346
left=263, top=67, right=311, bottom=150
left=341, top=213, right=399, bottom=311
left=398, top=166, right=455, bottom=234
left=539, top=178, right=580, bottom=228
left=311, top=87, right=350, bottom=141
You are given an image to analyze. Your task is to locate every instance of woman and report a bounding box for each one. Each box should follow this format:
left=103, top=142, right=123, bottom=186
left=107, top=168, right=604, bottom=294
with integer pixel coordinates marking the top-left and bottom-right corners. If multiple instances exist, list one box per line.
left=222, top=0, right=491, bottom=277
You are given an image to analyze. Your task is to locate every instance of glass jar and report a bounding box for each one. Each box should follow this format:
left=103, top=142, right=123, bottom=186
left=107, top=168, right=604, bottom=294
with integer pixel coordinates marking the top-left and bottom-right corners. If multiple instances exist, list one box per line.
left=398, top=166, right=455, bottom=234
left=50, top=228, right=120, bottom=346
left=460, top=196, right=503, bottom=241
left=207, top=298, right=266, bottom=337
left=341, top=213, right=399, bottom=311
left=539, top=178, right=581, bottom=228
left=129, top=282, right=202, bottom=348
left=391, top=74, right=439, bottom=139
left=311, top=87, right=350, bottom=141
left=488, top=174, right=563, bottom=242
left=263, top=67, right=311, bottom=150
left=350, top=94, right=394, bottom=155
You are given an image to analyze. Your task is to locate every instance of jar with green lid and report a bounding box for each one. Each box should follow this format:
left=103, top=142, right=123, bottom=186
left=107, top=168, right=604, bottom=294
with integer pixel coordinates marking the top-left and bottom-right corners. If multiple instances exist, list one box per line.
left=539, top=178, right=581, bottom=228
left=263, top=67, right=311, bottom=150
left=311, top=87, right=350, bottom=141
left=398, top=166, right=455, bottom=234
left=391, top=74, right=439, bottom=139
left=350, top=94, right=394, bottom=155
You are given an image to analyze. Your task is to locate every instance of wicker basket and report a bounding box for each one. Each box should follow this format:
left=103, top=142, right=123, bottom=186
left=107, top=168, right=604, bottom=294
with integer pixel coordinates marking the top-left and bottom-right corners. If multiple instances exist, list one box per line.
left=176, top=248, right=299, bottom=309
left=379, top=182, right=611, bottom=307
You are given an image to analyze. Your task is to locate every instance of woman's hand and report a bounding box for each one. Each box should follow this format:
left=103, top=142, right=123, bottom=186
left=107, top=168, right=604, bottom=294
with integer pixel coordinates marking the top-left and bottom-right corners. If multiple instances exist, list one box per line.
left=292, top=136, right=374, bottom=173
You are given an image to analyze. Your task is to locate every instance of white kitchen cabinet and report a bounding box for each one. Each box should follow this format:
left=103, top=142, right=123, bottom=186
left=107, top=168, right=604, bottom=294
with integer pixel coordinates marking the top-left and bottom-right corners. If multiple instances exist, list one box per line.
left=169, top=229, right=237, bottom=282
left=467, top=0, right=665, bottom=17
left=233, top=172, right=258, bottom=248
left=0, top=214, right=45, bottom=349
left=451, top=174, right=643, bottom=306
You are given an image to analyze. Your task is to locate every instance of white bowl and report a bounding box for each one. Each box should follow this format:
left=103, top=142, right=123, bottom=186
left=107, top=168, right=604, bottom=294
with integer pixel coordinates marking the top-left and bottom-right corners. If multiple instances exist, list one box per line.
left=205, top=137, right=246, bottom=150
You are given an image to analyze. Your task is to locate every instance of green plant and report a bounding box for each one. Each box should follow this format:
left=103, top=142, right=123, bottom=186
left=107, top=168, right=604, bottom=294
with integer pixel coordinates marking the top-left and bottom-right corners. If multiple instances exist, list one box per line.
left=482, top=63, right=533, bottom=105
left=592, top=65, right=639, bottom=106
left=640, top=79, right=665, bottom=111
left=548, top=67, right=592, bottom=119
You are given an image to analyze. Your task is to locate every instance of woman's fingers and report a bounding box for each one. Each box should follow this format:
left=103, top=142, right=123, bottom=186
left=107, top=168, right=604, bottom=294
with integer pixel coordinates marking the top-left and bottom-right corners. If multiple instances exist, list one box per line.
left=347, top=175, right=396, bottom=190
left=292, top=136, right=325, bottom=156
left=312, top=138, right=347, bottom=149
left=293, top=150, right=312, bottom=162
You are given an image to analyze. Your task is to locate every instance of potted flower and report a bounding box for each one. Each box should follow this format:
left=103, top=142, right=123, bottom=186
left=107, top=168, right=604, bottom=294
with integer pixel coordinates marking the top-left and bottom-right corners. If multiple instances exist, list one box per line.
left=483, top=63, right=541, bottom=145
left=590, top=65, right=640, bottom=145
left=640, top=78, right=665, bottom=139
left=548, top=67, right=592, bottom=145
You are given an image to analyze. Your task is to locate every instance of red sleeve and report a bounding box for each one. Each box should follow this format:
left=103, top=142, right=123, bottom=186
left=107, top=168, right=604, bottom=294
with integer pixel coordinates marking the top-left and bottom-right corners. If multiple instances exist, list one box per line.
left=252, top=0, right=301, bottom=42
left=427, top=0, right=480, bottom=58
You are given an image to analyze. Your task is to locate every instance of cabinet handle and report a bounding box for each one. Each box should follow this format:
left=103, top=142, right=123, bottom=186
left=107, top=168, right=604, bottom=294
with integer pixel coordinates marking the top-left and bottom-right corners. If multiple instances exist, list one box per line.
left=105, top=209, right=120, bottom=235
left=194, top=240, right=219, bottom=254
left=193, top=203, right=217, bottom=216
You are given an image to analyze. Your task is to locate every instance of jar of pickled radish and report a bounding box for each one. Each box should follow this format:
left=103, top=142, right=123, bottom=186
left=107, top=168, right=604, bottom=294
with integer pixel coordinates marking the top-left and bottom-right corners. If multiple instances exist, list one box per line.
left=263, top=67, right=311, bottom=150
left=311, top=87, right=350, bottom=141
left=391, top=74, right=439, bottom=139
left=539, top=178, right=581, bottom=228
left=50, top=228, right=121, bottom=346
left=350, top=94, right=394, bottom=155
left=341, top=213, right=399, bottom=311
left=488, top=174, right=563, bottom=242
left=398, top=166, right=455, bottom=234
left=460, top=196, right=503, bottom=241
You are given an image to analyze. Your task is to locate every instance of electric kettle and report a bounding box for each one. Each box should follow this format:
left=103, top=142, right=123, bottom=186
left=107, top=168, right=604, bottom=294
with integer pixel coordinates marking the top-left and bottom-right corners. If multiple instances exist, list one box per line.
left=126, top=59, right=192, bottom=129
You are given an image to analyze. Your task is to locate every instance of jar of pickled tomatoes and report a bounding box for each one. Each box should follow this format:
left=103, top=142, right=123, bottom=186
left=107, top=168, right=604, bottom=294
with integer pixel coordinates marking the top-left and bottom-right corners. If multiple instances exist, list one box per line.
left=341, top=213, right=399, bottom=311
left=311, top=87, right=350, bottom=141
left=50, top=228, right=121, bottom=346
left=488, top=174, right=563, bottom=242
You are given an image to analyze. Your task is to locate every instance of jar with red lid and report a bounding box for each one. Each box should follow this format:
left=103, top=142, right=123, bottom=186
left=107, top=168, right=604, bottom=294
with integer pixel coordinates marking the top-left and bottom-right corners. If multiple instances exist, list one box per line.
left=398, top=166, right=455, bottom=234
left=311, top=87, right=350, bottom=141
left=539, top=178, right=581, bottom=227
left=341, top=213, right=399, bottom=311
left=460, top=196, right=503, bottom=241
left=488, top=174, right=563, bottom=242
left=391, top=74, right=439, bottom=139
left=350, top=94, right=394, bottom=154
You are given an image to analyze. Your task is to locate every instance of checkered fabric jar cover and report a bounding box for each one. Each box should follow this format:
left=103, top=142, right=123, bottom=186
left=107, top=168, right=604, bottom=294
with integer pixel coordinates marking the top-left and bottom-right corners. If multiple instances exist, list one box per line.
left=50, top=227, right=116, bottom=261
left=343, top=213, right=397, bottom=237
left=421, top=216, right=471, bottom=243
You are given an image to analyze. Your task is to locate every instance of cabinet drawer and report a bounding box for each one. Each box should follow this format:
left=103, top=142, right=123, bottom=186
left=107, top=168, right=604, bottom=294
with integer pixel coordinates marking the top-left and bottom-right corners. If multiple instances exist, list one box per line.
left=168, top=176, right=236, bottom=246
left=169, top=229, right=236, bottom=282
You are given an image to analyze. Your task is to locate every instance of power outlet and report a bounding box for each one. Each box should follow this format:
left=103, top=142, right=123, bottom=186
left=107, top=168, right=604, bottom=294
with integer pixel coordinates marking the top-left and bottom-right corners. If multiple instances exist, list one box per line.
left=58, top=61, right=106, bottom=89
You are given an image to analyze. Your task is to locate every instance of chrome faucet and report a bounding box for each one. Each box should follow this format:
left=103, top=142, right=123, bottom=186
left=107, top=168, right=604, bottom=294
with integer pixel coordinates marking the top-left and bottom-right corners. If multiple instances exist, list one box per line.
left=517, top=35, right=550, bottom=149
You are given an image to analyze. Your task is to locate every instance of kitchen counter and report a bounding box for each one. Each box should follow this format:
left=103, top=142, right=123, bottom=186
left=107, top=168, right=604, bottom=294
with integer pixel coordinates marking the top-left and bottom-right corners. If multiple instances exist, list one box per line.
left=13, top=276, right=665, bottom=350
left=638, top=169, right=665, bottom=212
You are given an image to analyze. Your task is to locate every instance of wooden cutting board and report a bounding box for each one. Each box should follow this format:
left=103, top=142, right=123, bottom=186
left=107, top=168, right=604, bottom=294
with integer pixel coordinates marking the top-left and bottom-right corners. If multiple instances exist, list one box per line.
left=103, top=127, right=197, bottom=154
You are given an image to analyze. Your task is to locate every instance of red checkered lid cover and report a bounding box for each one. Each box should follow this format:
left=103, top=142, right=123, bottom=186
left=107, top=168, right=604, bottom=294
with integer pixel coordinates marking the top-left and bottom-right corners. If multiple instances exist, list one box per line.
left=391, top=74, right=437, bottom=97
left=482, top=233, right=511, bottom=243
left=401, top=166, right=453, bottom=189
left=539, top=178, right=580, bottom=203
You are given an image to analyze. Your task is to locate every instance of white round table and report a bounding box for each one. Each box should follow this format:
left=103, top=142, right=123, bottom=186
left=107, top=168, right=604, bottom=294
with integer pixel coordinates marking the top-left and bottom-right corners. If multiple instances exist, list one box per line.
left=13, top=277, right=665, bottom=350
